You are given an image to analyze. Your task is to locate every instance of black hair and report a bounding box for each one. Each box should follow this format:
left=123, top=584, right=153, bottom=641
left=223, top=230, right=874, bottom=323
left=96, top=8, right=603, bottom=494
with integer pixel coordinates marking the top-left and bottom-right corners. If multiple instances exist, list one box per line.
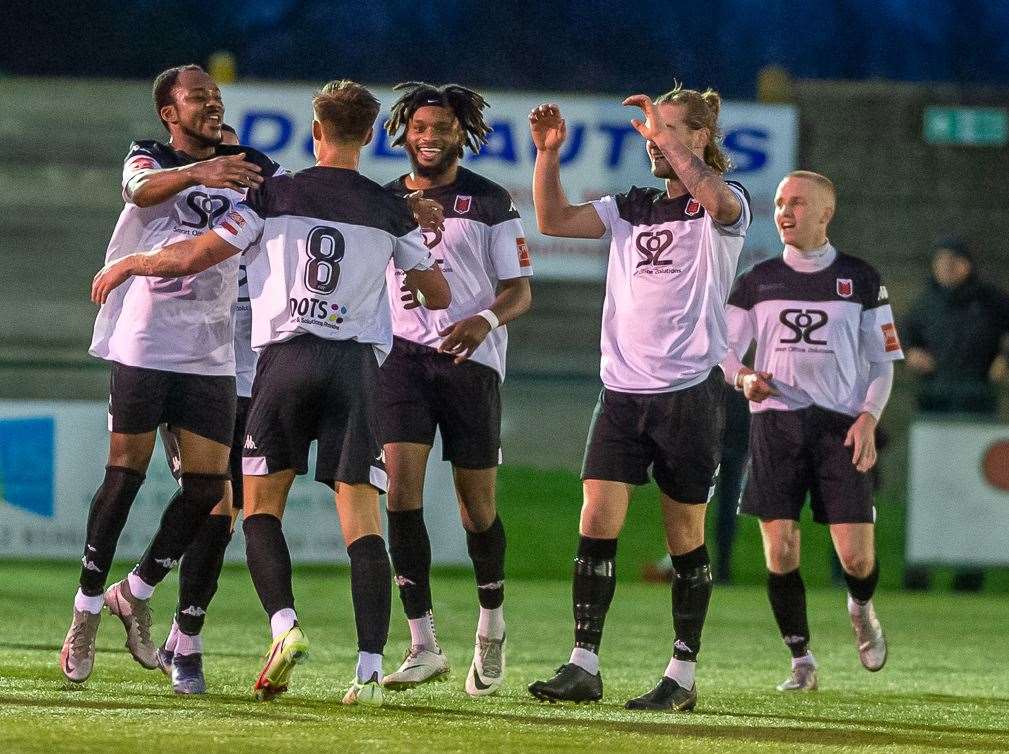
left=386, top=81, right=491, bottom=157
left=152, top=64, right=205, bottom=131
left=934, top=237, right=972, bottom=263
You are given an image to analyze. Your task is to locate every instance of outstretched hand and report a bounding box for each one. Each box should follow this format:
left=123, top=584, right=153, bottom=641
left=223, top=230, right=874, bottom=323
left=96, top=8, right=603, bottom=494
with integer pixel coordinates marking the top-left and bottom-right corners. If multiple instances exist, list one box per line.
left=188, top=153, right=264, bottom=191
left=622, top=94, right=663, bottom=143
left=529, top=104, right=567, bottom=152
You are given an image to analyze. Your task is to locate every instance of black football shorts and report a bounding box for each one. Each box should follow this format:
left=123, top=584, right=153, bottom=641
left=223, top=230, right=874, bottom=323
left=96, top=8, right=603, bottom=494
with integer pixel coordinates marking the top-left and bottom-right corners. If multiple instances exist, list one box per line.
left=740, top=406, right=875, bottom=524
left=242, top=335, right=386, bottom=491
left=378, top=336, right=502, bottom=470
left=580, top=369, right=726, bottom=504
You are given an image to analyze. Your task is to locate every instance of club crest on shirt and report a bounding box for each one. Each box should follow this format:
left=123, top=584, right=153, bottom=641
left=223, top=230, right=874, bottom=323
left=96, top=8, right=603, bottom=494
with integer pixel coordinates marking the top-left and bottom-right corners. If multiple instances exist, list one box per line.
left=836, top=278, right=853, bottom=298
left=684, top=198, right=702, bottom=216
left=454, top=195, right=472, bottom=214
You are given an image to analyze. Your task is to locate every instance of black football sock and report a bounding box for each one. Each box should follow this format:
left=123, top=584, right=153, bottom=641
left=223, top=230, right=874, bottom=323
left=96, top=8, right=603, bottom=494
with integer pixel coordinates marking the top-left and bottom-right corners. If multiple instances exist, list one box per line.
left=844, top=561, right=880, bottom=604
left=176, top=513, right=233, bottom=636
left=572, top=536, right=617, bottom=654
left=78, top=466, right=145, bottom=596
left=387, top=508, right=432, bottom=619
left=767, top=568, right=811, bottom=658
left=466, top=515, right=506, bottom=610
left=348, top=534, right=392, bottom=655
left=670, top=544, right=713, bottom=662
left=133, top=473, right=227, bottom=586
left=244, top=513, right=295, bottom=616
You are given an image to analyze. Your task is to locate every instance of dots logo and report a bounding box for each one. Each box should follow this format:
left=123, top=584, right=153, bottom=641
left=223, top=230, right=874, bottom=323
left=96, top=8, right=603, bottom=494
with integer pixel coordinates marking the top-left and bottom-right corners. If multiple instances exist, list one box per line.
left=981, top=441, right=1009, bottom=492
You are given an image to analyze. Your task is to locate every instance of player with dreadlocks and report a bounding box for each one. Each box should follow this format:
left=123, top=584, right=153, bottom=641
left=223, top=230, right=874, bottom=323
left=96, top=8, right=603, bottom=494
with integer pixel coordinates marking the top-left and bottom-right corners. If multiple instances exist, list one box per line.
left=378, top=82, right=533, bottom=697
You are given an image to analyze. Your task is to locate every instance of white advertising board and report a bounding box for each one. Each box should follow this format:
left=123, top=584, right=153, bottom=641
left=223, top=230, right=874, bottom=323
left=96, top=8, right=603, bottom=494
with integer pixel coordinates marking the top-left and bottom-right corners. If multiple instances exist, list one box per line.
left=221, top=84, right=797, bottom=278
left=907, top=419, right=1009, bottom=566
left=0, top=401, right=467, bottom=564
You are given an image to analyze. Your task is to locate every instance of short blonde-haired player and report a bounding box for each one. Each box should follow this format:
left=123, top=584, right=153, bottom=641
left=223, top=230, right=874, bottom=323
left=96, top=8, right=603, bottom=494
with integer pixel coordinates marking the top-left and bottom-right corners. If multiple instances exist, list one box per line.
left=721, top=171, right=903, bottom=691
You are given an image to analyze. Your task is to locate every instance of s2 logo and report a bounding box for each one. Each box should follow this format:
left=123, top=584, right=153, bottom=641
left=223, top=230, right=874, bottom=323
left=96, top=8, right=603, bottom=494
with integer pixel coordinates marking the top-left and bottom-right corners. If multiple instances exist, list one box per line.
left=635, top=230, right=674, bottom=268
left=779, top=309, right=828, bottom=345
left=179, top=192, right=231, bottom=229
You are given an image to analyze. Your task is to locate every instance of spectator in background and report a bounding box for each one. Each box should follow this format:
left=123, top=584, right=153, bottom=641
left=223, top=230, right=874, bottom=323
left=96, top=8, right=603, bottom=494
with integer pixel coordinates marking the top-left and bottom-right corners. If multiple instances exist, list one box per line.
left=902, top=238, right=1009, bottom=592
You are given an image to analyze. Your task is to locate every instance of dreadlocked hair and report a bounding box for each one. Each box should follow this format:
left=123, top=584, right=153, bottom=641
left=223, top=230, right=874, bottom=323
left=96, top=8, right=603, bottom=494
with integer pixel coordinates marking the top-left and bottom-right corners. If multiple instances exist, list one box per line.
left=655, top=82, right=731, bottom=174
left=386, top=81, right=492, bottom=157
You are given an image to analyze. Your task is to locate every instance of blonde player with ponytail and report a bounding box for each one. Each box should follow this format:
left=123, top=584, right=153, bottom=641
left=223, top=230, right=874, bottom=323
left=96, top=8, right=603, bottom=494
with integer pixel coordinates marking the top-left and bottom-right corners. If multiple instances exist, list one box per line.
left=528, top=86, right=750, bottom=711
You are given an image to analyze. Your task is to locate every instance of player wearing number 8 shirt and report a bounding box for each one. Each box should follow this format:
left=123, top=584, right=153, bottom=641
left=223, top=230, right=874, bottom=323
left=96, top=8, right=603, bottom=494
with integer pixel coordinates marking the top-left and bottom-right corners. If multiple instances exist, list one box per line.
left=720, top=171, right=903, bottom=692
left=526, top=86, right=751, bottom=711
left=91, top=80, right=451, bottom=706
left=377, top=83, right=533, bottom=697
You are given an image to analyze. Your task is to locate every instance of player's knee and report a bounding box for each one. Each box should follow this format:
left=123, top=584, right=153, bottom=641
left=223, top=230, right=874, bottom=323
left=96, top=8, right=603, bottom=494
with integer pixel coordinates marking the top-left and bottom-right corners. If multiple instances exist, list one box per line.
left=459, top=498, right=496, bottom=532
left=839, top=551, right=874, bottom=579
left=765, top=537, right=800, bottom=572
left=386, top=487, right=422, bottom=512
left=181, top=473, right=229, bottom=516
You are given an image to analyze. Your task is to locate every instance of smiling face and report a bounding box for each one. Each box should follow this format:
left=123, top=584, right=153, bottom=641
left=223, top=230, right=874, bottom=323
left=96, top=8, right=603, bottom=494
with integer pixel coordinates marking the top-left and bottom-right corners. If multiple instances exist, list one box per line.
left=774, top=175, right=835, bottom=250
left=161, top=68, right=224, bottom=148
left=404, top=105, right=464, bottom=179
left=646, top=103, right=707, bottom=179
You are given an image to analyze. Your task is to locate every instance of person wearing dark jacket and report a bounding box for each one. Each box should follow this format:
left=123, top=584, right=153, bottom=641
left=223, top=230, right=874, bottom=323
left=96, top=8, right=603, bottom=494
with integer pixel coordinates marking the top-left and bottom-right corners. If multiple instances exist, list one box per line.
left=902, top=239, right=1009, bottom=591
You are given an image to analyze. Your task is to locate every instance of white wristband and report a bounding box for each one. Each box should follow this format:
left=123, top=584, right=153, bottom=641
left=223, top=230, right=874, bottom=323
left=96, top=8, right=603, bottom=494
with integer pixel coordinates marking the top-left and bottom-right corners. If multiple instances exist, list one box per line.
left=477, top=309, right=500, bottom=330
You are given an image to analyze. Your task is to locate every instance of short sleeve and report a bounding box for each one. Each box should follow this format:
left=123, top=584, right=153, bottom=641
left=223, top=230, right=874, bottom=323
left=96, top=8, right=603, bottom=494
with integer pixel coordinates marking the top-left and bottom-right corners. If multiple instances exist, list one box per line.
left=212, top=201, right=265, bottom=252
left=488, top=217, right=533, bottom=280
left=121, top=145, right=163, bottom=203
left=393, top=227, right=437, bottom=272
left=860, top=275, right=904, bottom=362
left=727, top=271, right=752, bottom=310
left=590, top=194, right=619, bottom=233
left=712, top=181, right=752, bottom=237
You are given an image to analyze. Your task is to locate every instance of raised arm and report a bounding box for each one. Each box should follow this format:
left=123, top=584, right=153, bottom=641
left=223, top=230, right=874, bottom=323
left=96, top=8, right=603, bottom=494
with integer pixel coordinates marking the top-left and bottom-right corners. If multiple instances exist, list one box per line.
left=128, top=153, right=265, bottom=207
left=91, top=232, right=240, bottom=304
left=529, top=104, right=606, bottom=239
left=623, top=95, right=742, bottom=225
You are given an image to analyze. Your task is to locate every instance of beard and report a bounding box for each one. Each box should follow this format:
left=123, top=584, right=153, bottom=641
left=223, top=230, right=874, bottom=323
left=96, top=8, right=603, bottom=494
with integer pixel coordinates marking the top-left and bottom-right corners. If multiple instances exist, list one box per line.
left=406, top=143, right=459, bottom=180
left=650, top=157, right=676, bottom=180
left=180, top=121, right=222, bottom=149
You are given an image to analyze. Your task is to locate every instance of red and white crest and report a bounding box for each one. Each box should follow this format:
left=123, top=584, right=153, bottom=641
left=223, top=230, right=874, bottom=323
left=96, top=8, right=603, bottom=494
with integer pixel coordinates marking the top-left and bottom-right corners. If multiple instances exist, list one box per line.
left=454, top=195, right=472, bottom=214
left=684, top=198, right=702, bottom=216
left=836, top=278, right=853, bottom=298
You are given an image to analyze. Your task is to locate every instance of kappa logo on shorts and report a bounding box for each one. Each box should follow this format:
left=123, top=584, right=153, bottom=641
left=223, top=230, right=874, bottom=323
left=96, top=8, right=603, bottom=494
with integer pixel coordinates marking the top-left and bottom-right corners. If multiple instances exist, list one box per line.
left=244, top=435, right=258, bottom=451
left=836, top=278, right=853, bottom=298
left=454, top=195, right=473, bottom=214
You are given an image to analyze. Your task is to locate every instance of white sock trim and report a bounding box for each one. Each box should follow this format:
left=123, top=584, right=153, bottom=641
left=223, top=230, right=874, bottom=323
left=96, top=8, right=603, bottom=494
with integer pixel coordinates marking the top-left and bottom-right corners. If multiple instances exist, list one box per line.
left=270, top=608, right=298, bottom=640
left=75, top=589, right=104, bottom=615
left=477, top=606, right=505, bottom=640
left=664, top=658, right=696, bottom=689
left=127, top=572, right=156, bottom=600
left=791, top=651, right=816, bottom=669
left=569, top=647, right=599, bottom=675
left=357, top=651, right=383, bottom=682
left=175, top=631, right=203, bottom=656
left=407, top=612, right=439, bottom=651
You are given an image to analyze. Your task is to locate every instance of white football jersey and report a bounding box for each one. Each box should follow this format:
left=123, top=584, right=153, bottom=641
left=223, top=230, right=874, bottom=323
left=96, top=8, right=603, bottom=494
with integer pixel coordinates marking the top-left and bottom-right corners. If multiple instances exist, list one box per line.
left=384, top=168, right=532, bottom=381
left=591, top=182, right=751, bottom=393
left=726, top=244, right=904, bottom=416
left=89, top=141, right=280, bottom=377
left=214, top=166, right=435, bottom=364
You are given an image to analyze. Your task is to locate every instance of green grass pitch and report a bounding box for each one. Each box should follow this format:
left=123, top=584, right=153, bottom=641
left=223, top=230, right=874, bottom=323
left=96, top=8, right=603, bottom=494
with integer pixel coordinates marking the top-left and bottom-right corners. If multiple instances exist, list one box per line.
left=2, top=559, right=1008, bottom=753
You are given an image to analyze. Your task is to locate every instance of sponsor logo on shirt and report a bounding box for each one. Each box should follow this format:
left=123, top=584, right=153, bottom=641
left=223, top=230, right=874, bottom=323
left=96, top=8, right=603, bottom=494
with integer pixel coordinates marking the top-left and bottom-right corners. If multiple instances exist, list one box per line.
left=836, top=278, right=853, bottom=298
left=779, top=308, right=829, bottom=345
left=288, top=297, right=348, bottom=329
left=881, top=322, right=901, bottom=353
left=684, top=198, right=702, bottom=216
left=634, top=230, right=681, bottom=275
left=421, top=227, right=443, bottom=249
left=454, top=195, right=473, bottom=214
left=516, top=237, right=531, bottom=268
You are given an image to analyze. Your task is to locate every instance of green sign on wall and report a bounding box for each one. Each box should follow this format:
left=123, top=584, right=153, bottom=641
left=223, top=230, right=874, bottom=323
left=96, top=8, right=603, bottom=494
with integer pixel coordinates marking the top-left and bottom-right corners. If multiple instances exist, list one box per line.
left=923, top=106, right=1008, bottom=147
